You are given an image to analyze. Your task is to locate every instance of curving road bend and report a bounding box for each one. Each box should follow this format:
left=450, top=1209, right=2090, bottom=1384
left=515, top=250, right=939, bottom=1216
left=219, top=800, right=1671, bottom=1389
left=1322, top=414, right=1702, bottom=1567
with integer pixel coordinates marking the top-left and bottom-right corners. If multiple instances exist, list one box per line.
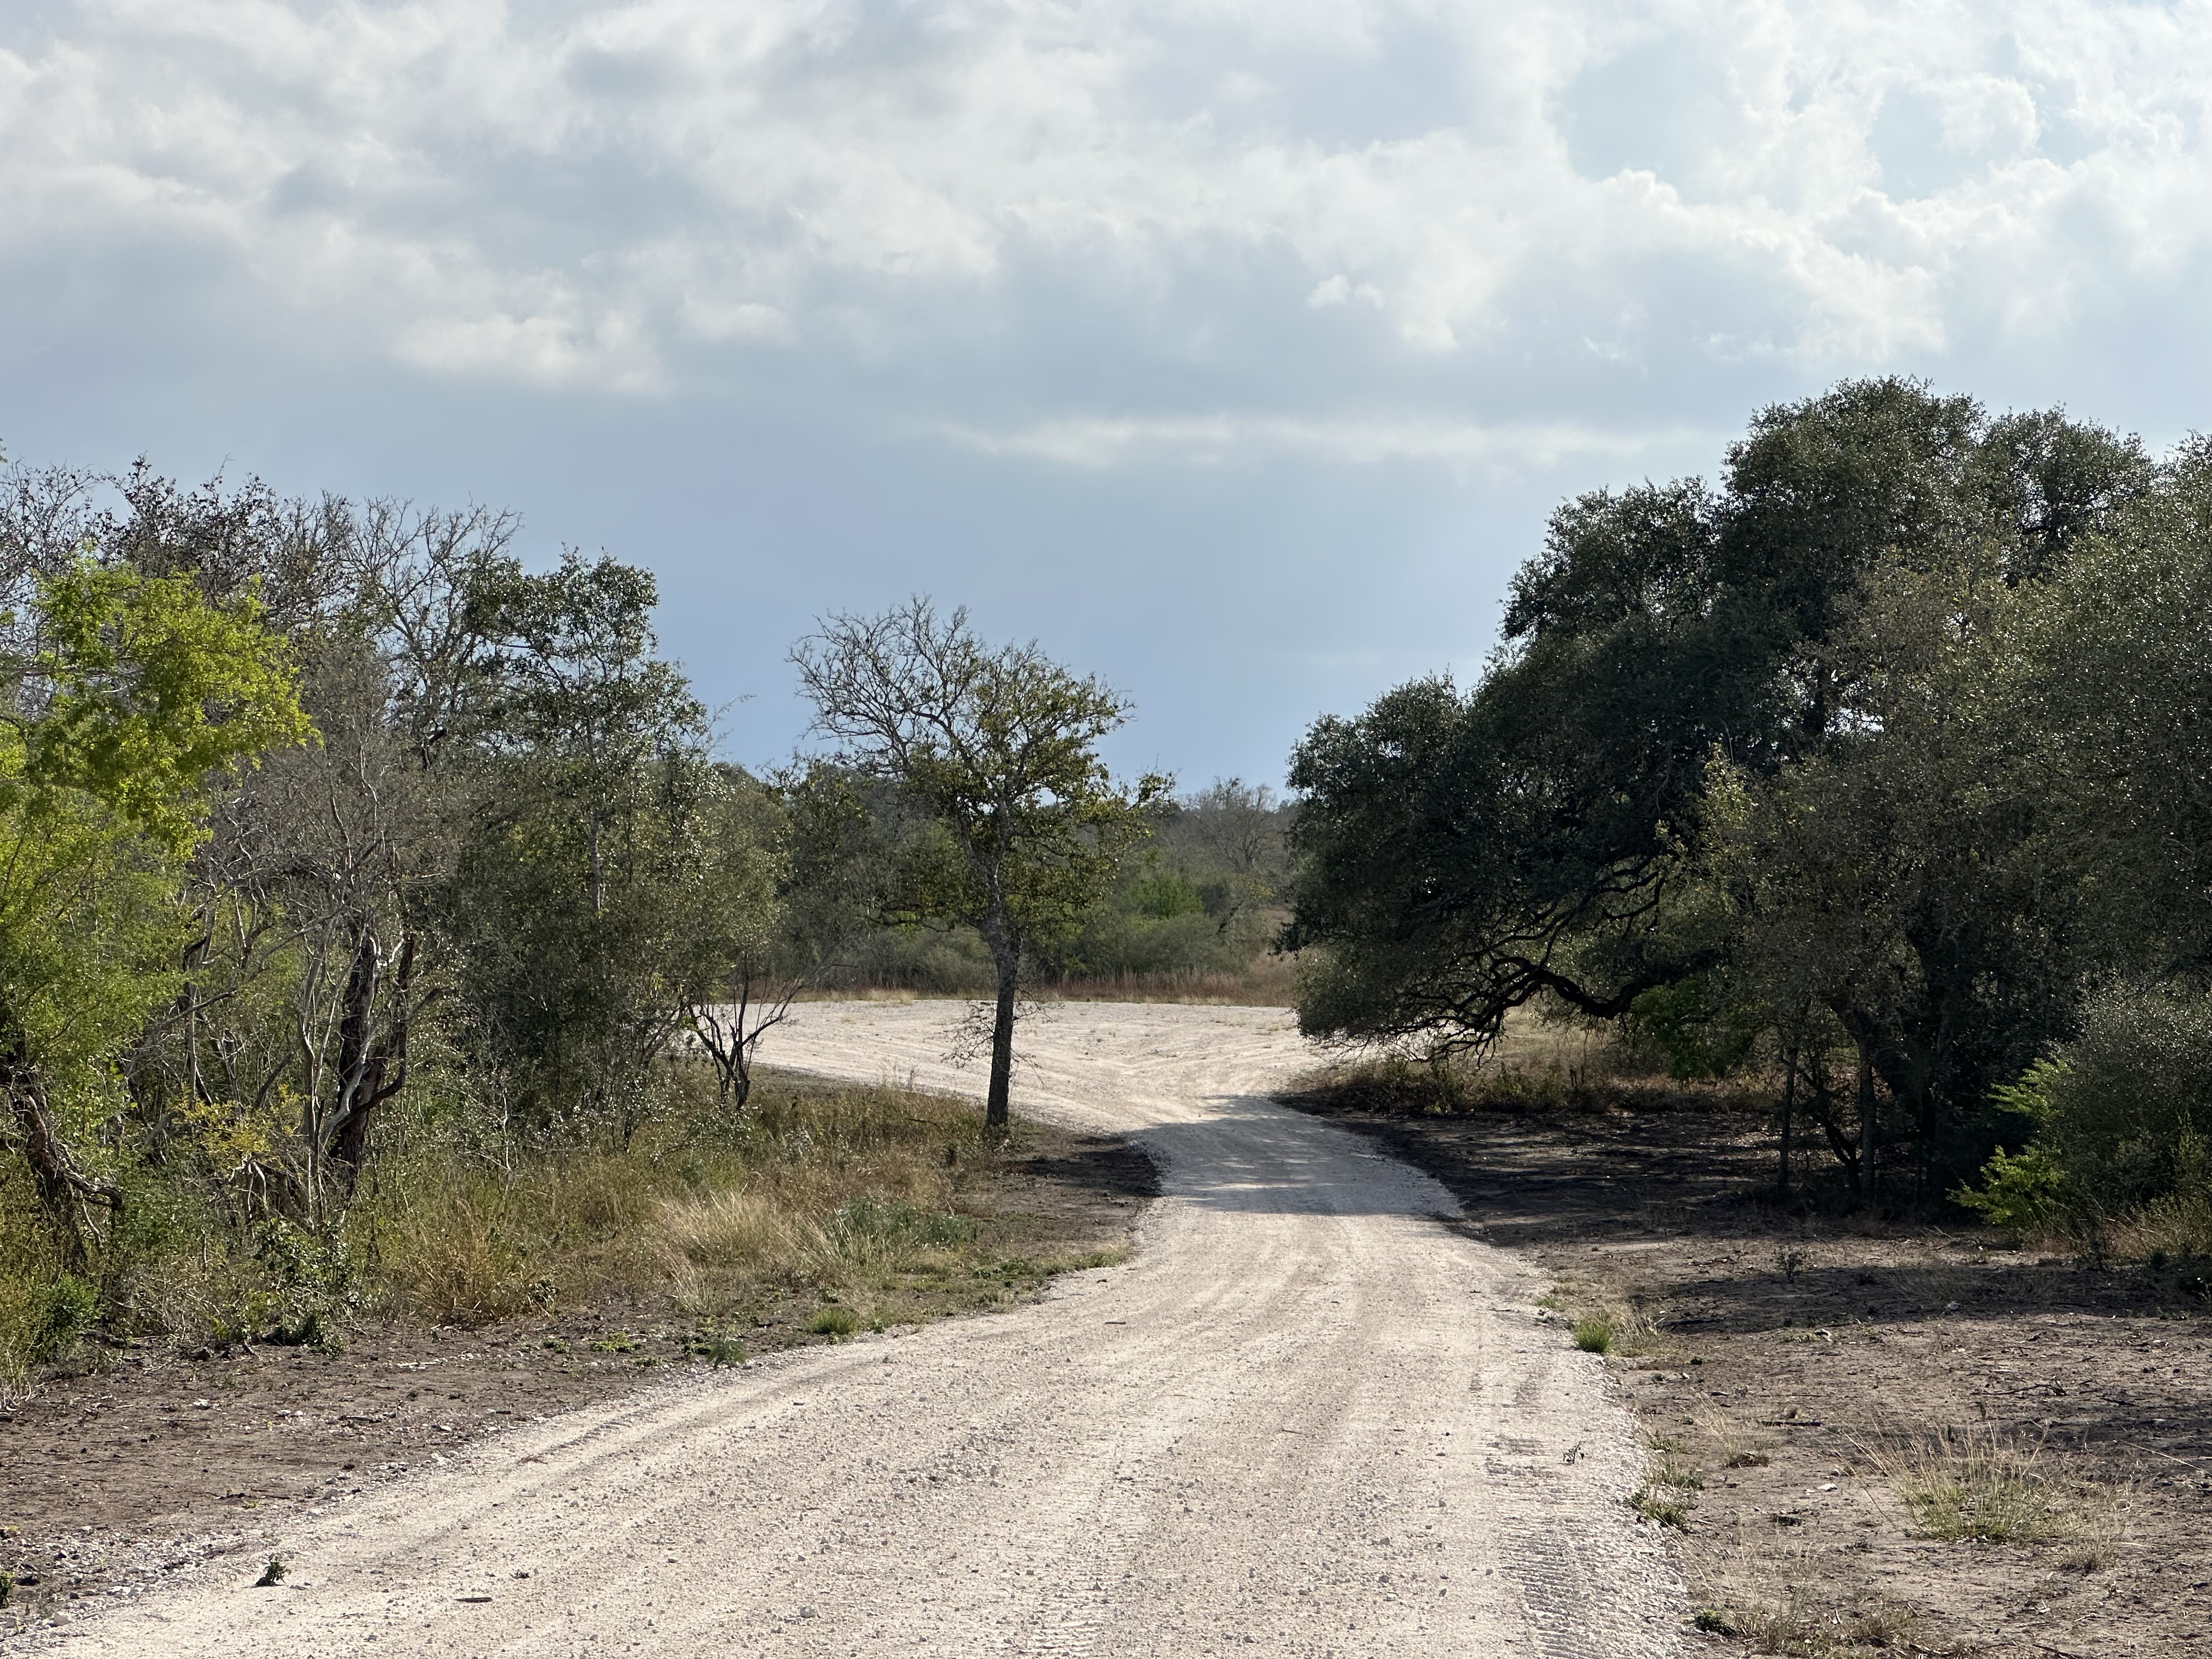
left=54, top=1001, right=1684, bottom=1657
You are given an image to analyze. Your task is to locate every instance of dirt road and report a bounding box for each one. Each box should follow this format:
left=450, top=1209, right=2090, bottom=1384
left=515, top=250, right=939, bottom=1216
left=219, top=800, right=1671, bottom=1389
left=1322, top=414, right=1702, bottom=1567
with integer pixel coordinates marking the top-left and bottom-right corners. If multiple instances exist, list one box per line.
left=44, top=1002, right=1684, bottom=1656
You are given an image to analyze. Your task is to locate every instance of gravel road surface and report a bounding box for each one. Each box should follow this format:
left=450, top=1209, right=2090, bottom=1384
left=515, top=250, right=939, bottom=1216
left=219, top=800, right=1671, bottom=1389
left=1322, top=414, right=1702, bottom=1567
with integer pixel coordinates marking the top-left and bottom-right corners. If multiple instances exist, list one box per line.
left=49, top=1001, right=1684, bottom=1656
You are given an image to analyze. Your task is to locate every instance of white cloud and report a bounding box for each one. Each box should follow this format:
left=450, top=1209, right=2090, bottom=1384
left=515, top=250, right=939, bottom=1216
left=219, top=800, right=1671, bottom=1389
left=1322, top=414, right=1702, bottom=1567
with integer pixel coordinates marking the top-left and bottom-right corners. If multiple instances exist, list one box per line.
left=939, top=411, right=1708, bottom=470
left=2, top=0, right=2210, bottom=437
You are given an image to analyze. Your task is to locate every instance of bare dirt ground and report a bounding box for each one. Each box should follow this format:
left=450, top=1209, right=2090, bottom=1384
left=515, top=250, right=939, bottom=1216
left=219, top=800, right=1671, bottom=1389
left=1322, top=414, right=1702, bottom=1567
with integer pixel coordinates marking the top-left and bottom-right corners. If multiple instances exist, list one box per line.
left=13, top=1002, right=1685, bottom=1657
left=1284, top=1078, right=2212, bottom=1657
left=0, top=1098, right=1150, bottom=1634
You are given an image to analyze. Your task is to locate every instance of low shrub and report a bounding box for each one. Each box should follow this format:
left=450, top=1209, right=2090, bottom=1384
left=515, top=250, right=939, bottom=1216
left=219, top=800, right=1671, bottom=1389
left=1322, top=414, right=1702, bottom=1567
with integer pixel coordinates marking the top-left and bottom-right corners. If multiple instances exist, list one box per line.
left=30, top=1275, right=100, bottom=1362
left=1960, top=984, right=2212, bottom=1246
left=1, top=1063, right=1027, bottom=1380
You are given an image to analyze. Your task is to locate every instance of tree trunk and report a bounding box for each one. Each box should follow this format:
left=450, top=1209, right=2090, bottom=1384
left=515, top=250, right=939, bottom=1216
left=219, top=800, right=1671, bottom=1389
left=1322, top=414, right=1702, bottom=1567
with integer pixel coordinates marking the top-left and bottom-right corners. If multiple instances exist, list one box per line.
left=725, top=975, right=756, bottom=1107
left=1778, top=1041, right=1797, bottom=1198
left=730, top=1023, right=755, bottom=1109
left=1853, top=1031, right=1880, bottom=1210
left=986, top=956, right=1018, bottom=1133
left=2, top=1032, right=122, bottom=1271
left=329, top=934, right=423, bottom=1199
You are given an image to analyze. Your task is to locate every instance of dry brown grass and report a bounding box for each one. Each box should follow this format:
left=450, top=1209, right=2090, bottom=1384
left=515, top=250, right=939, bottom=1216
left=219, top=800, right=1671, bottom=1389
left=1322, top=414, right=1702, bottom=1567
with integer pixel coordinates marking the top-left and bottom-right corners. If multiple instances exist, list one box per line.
left=1289, top=1006, right=1755, bottom=1122
left=2103, top=1192, right=2212, bottom=1262
left=371, top=1070, right=1008, bottom=1328
left=1034, top=956, right=1302, bottom=1006
left=1849, top=1421, right=2119, bottom=1549
left=1719, top=1589, right=1921, bottom=1656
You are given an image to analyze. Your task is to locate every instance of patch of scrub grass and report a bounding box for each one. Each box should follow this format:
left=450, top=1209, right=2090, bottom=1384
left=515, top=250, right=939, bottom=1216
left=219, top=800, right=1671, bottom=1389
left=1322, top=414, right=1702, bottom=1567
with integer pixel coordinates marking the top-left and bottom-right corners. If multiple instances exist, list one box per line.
left=805, top=1306, right=861, bottom=1338
left=1729, top=1591, right=1920, bottom=1657
left=686, top=1330, right=748, bottom=1367
left=1629, top=1483, right=1695, bottom=1527
left=374, top=1065, right=1010, bottom=1330
left=1855, top=1424, right=2097, bottom=1544
left=1651, top=1453, right=1703, bottom=1491
left=1697, top=1413, right=1774, bottom=1470
left=1572, top=1316, right=1615, bottom=1354
left=1544, top=1275, right=1666, bottom=1359
left=2058, top=1533, right=2117, bottom=1573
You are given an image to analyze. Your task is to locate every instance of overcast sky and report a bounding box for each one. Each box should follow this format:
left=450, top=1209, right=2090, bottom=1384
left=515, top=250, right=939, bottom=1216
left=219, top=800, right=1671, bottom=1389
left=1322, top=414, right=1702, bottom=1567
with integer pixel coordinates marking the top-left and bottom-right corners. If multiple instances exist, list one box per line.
left=4, top=1, right=2209, bottom=786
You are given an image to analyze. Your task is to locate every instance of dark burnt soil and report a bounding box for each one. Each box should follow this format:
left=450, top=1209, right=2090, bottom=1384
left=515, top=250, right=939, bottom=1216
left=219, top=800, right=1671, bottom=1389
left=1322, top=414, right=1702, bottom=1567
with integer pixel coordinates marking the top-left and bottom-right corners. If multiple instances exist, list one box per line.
left=1284, top=1080, right=2212, bottom=1659
left=0, top=1121, right=1154, bottom=1633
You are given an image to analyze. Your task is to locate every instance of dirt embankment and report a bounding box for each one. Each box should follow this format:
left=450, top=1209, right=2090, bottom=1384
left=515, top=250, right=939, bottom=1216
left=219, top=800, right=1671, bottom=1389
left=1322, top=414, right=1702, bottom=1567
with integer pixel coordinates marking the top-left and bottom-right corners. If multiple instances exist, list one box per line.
left=1284, top=1080, right=2212, bottom=1658
left=0, top=1120, right=1153, bottom=1631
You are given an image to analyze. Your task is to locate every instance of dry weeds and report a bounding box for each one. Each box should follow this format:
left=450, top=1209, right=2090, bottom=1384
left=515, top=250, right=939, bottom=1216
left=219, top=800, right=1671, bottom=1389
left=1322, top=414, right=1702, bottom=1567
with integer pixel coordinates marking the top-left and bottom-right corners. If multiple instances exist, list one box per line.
left=373, top=1074, right=1010, bottom=1331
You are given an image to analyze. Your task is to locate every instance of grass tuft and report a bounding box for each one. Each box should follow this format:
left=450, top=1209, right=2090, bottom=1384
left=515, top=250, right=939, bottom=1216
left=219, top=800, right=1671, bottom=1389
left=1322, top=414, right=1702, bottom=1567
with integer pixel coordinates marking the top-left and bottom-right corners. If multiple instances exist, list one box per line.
left=1853, top=1423, right=2101, bottom=1544
left=686, top=1331, right=748, bottom=1367
left=805, top=1306, right=860, bottom=1338
left=1728, top=1592, right=1919, bottom=1656
left=1572, top=1316, right=1614, bottom=1353
left=1629, top=1483, right=1695, bottom=1527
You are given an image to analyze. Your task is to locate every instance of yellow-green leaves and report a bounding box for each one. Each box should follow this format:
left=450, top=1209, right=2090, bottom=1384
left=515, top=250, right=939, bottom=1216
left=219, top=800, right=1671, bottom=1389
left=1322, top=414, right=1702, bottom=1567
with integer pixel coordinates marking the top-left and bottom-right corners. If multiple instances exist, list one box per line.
left=0, top=560, right=310, bottom=1207
left=21, top=561, right=311, bottom=856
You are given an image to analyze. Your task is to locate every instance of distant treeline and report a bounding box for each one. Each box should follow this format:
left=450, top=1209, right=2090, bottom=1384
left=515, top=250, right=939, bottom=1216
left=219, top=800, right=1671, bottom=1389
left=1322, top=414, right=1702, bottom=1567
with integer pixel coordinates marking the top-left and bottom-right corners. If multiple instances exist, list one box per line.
left=828, top=778, right=1293, bottom=996
left=1285, top=378, right=2212, bottom=1245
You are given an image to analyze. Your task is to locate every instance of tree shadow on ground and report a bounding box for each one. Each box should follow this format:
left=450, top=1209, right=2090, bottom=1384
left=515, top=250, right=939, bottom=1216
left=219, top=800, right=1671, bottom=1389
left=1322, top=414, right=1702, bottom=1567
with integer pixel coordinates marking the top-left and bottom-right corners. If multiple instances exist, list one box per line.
left=1278, top=1077, right=2212, bottom=1441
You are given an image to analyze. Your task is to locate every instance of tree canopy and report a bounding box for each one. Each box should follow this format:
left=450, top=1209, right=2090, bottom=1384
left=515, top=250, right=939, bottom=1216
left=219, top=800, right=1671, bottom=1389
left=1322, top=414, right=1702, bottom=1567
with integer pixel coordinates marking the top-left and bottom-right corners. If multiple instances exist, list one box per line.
left=793, top=598, right=1166, bottom=1128
left=1284, top=377, right=2172, bottom=1203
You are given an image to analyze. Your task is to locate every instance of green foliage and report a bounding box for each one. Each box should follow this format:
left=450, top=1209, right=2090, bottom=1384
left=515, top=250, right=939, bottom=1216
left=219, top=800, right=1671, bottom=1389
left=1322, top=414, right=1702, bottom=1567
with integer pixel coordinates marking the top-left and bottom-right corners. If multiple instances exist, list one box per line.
left=1572, top=1316, right=1613, bottom=1354
left=0, top=555, right=310, bottom=1273
left=815, top=780, right=1295, bottom=992
left=28, top=1273, right=98, bottom=1361
left=828, top=1195, right=976, bottom=1252
left=1961, top=987, right=2212, bottom=1229
left=1628, top=1484, right=1694, bottom=1527
left=22, top=561, right=309, bottom=854
left=1954, top=1143, right=2067, bottom=1230
left=806, top=1305, right=861, bottom=1338
left=1627, top=976, right=1761, bottom=1080
left=686, top=1330, right=749, bottom=1366
left=442, top=551, right=726, bottom=1124
left=244, top=1217, right=362, bottom=1346
left=1285, top=376, right=2177, bottom=1205
left=794, top=599, right=1166, bottom=958
left=793, top=599, right=1166, bottom=1124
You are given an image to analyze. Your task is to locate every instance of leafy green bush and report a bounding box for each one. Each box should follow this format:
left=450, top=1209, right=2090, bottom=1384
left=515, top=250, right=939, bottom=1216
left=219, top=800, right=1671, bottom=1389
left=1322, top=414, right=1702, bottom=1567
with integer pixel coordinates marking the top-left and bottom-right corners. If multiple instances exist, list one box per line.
left=1954, top=1142, right=2067, bottom=1229
left=30, top=1274, right=100, bottom=1362
left=1959, top=985, right=2212, bottom=1229
left=1626, top=976, right=1763, bottom=1081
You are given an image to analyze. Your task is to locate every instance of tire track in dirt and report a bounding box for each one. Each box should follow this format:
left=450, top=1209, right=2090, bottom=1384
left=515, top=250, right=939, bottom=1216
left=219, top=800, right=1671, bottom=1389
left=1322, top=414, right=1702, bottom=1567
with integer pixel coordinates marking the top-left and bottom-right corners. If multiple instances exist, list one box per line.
left=36, top=1002, right=1683, bottom=1657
